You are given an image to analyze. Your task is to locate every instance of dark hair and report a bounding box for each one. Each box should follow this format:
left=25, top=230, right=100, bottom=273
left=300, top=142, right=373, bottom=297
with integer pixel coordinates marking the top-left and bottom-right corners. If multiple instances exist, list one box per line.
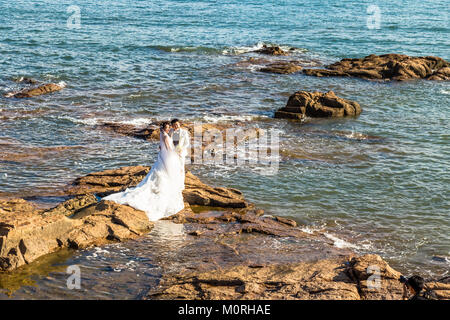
left=171, top=118, right=180, bottom=125
left=407, top=276, right=425, bottom=294
left=160, top=121, right=170, bottom=130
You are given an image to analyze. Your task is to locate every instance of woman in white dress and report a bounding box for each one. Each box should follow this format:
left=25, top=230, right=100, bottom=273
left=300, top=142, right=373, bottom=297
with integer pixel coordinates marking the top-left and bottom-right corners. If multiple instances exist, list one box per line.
left=102, top=122, right=185, bottom=221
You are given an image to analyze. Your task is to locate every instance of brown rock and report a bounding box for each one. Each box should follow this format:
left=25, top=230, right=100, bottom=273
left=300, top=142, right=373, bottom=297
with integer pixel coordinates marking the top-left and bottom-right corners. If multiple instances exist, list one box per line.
left=303, top=54, right=450, bottom=81
left=275, top=90, right=361, bottom=119
left=98, top=122, right=160, bottom=141
left=0, top=199, right=81, bottom=271
left=13, top=77, right=39, bottom=84
left=346, top=254, right=403, bottom=300
left=65, top=166, right=251, bottom=209
left=425, top=280, right=450, bottom=300
left=4, top=83, right=66, bottom=98
left=427, top=66, right=450, bottom=80
left=147, top=255, right=360, bottom=300
left=164, top=208, right=307, bottom=239
left=253, top=45, right=289, bottom=56
left=259, top=61, right=303, bottom=74
left=65, top=166, right=151, bottom=196
left=183, top=171, right=248, bottom=208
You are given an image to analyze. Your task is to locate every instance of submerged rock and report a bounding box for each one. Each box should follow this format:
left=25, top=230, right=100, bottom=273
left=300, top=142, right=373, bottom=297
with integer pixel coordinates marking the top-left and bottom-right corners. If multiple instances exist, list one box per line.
left=98, top=122, right=160, bottom=141
left=303, top=54, right=450, bottom=81
left=275, top=90, right=361, bottom=119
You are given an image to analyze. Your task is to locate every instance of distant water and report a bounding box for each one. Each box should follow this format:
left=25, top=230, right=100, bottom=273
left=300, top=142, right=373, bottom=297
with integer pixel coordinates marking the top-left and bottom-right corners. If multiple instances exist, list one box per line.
left=0, top=0, right=449, bottom=296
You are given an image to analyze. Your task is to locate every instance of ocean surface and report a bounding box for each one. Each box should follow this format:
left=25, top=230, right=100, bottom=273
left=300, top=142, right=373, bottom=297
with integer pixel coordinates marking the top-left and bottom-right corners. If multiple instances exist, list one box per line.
left=0, top=0, right=449, bottom=298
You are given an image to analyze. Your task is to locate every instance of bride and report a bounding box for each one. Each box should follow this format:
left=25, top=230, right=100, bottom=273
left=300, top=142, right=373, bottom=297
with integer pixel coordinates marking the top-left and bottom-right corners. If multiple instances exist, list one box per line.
left=102, top=122, right=185, bottom=221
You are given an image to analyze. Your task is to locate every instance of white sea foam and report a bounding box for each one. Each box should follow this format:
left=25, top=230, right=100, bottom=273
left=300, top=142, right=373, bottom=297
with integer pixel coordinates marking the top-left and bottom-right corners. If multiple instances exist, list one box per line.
left=441, top=89, right=450, bottom=95
left=66, top=116, right=155, bottom=127
left=223, top=42, right=265, bottom=55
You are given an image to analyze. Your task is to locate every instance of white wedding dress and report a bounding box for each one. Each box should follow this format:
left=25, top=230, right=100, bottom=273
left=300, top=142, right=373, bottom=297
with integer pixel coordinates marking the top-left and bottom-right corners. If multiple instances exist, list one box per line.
left=102, top=131, right=185, bottom=221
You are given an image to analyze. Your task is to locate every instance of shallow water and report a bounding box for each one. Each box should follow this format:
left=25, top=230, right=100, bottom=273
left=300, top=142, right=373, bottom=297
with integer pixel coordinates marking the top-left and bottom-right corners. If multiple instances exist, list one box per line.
left=0, top=0, right=449, bottom=297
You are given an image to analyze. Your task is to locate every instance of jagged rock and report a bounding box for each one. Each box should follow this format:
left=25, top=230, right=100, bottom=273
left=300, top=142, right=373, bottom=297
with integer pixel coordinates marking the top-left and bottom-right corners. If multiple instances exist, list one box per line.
left=275, top=91, right=361, bottom=119
left=13, top=77, right=38, bottom=84
left=0, top=196, right=153, bottom=271
left=253, top=45, right=289, bottom=56
left=147, top=255, right=360, bottom=300
left=98, top=122, right=160, bottom=141
left=303, top=54, right=450, bottom=81
left=4, top=82, right=66, bottom=98
left=164, top=209, right=306, bottom=238
left=147, top=254, right=450, bottom=300
left=259, top=61, right=303, bottom=74
left=427, top=66, right=450, bottom=80
left=65, top=166, right=251, bottom=209
left=43, top=194, right=98, bottom=216
left=98, top=121, right=263, bottom=148
left=346, top=254, right=403, bottom=300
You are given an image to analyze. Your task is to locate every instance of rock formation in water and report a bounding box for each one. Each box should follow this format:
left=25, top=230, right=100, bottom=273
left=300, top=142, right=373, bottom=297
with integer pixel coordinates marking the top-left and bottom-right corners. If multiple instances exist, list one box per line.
left=303, top=54, right=450, bottom=81
left=65, top=166, right=250, bottom=209
left=4, top=82, right=66, bottom=98
left=275, top=90, right=362, bottom=119
left=147, top=254, right=450, bottom=300
left=233, top=57, right=305, bottom=74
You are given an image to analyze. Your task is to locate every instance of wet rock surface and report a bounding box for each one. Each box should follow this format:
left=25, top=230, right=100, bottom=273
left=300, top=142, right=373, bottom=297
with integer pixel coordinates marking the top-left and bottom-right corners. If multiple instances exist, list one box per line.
left=4, top=82, right=66, bottom=98
left=0, top=196, right=153, bottom=271
left=303, top=54, right=450, bottom=81
left=259, top=61, right=303, bottom=74
left=275, top=90, right=362, bottom=119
